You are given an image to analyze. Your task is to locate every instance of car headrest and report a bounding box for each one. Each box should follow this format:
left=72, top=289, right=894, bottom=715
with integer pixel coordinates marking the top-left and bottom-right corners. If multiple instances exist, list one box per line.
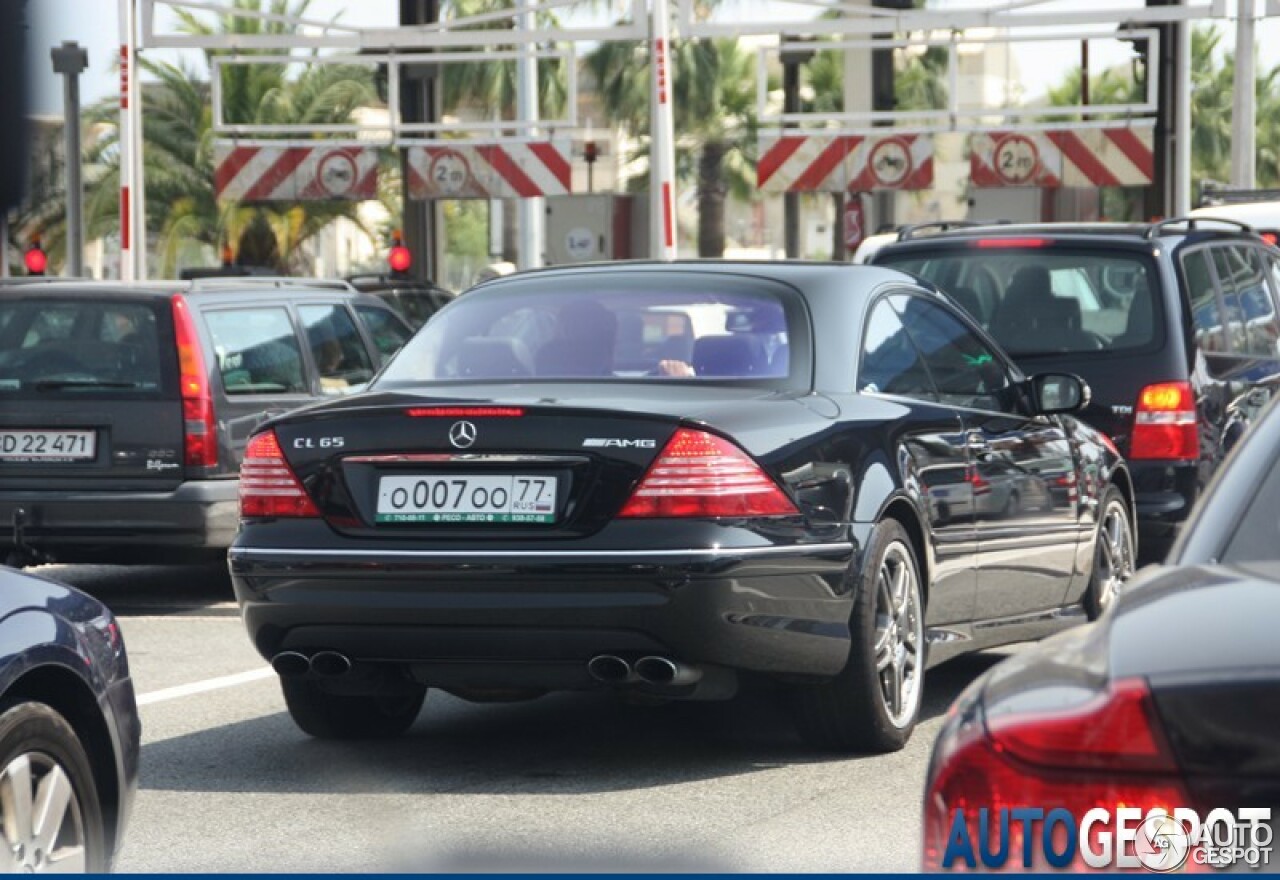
left=692, top=334, right=767, bottom=377
left=455, top=336, right=533, bottom=378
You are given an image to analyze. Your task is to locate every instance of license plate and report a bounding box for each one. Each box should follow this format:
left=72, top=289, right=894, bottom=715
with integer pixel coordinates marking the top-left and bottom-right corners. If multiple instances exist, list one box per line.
left=376, top=474, right=558, bottom=524
left=0, top=430, right=96, bottom=462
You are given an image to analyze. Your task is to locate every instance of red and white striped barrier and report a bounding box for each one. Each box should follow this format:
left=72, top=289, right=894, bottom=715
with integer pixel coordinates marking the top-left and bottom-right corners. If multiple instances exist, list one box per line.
left=406, top=142, right=572, bottom=199
left=758, top=133, right=934, bottom=193
left=214, top=144, right=379, bottom=201
left=970, top=126, right=1155, bottom=188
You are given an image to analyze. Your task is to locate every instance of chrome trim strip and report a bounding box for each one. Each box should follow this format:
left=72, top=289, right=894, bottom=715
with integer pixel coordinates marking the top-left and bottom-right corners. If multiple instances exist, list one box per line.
left=342, top=454, right=588, bottom=464
left=229, top=542, right=854, bottom=561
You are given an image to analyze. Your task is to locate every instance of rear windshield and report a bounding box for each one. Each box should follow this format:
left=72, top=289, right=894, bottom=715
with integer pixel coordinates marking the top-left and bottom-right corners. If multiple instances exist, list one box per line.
left=877, top=248, right=1159, bottom=357
left=375, top=275, right=801, bottom=386
left=0, top=298, right=170, bottom=396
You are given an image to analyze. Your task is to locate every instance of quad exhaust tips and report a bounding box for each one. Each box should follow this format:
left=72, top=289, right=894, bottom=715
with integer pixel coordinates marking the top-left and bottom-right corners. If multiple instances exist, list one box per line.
left=270, top=650, right=352, bottom=678
left=587, top=654, right=632, bottom=684
left=586, top=654, right=704, bottom=687
left=634, top=656, right=702, bottom=687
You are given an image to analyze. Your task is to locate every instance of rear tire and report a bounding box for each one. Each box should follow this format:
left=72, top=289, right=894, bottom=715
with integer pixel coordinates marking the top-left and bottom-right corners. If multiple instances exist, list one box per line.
left=281, top=678, right=426, bottom=740
left=791, top=518, right=925, bottom=753
left=1084, top=486, right=1136, bottom=620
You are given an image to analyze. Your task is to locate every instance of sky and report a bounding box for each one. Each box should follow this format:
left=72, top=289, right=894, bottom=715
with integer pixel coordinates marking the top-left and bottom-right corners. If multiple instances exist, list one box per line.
left=26, top=0, right=1280, bottom=118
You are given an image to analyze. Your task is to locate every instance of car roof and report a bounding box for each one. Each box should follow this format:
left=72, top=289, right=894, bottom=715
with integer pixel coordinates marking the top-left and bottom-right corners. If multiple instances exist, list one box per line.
left=0, top=278, right=377, bottom=300
left=467, top=259, right=923, bottom=292
left=877, top=218, right=1266, bottom=250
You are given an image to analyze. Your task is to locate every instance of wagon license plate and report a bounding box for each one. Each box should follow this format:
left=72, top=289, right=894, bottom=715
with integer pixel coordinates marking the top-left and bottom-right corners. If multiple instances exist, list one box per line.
left=376, top=474, right=558, bottom=524
left=0, top=430, right=96, bottom=462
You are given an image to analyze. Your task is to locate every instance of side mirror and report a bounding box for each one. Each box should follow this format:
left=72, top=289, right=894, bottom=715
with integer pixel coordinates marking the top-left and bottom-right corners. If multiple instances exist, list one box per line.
left=1031, top=373, right=1090, bottom=415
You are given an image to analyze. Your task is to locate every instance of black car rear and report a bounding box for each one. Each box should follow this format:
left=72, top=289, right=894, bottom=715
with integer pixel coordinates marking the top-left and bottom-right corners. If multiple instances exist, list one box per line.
left=873, top=220, right=1280, bottom=560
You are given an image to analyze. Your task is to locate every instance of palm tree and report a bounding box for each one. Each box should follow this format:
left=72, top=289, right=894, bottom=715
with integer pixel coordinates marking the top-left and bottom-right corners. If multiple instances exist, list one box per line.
left=75, top=0, right=378, bottom=275
left=588, top=36, right=757, bottom=256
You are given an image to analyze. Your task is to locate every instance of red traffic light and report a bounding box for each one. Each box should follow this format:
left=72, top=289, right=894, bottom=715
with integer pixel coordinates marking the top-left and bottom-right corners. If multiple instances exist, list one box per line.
left=388, top=229, right=411, bottom=275
left=388, top=245, right=411, bottom=274
left=24, top=243, right=47, bottom=276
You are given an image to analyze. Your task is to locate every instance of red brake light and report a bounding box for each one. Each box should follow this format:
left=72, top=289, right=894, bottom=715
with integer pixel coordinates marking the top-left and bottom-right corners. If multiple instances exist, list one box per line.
left=1260, top=231, right=1278, bottom=246
left=171, top=294, right=217, bottom=468
left=1129, top=381, right=1198, bottom=461
left=987, top=679, right=1178, bottom=772
left=923, top=678, right=1191, bottom=872
left=975, top=237, right=1050, bottom=249
left=238, top=430, right=319, bottom=519
left=405, top=407, right=525, bottom=418
left=618, top=428, right=798, bottom=518
left=966, top=466, right=990, bottom=495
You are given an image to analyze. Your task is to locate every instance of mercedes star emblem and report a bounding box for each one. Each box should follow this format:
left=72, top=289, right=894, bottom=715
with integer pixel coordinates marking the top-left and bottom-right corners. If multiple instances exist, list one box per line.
left=448, top=420, right=477, bottom=449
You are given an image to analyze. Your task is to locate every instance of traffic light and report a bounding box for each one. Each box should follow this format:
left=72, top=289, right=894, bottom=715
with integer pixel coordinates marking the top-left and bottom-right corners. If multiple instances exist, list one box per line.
left=23, top=235, right=46, bottom=276
left=388, top=229, right=411, bottom=277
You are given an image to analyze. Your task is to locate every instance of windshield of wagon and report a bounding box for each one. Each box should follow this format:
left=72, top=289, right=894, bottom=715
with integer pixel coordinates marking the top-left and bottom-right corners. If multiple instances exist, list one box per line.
left=877, top=248, right=1159, bottom=356
left=374, top=275, right=804, bottom=387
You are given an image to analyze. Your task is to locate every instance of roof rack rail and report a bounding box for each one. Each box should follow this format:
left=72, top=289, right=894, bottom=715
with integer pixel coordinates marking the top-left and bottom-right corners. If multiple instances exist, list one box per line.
left=897, top=219, right=1010, bottom=241
left=187, top=276, right=357, bottom=292
left=1144, top=216, right=1256, bottom=240
left=1197, top=181, right=1280, bottom=207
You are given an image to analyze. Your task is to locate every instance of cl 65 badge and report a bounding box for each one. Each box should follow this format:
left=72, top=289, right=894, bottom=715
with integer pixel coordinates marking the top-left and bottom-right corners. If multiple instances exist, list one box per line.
left=293, top=436, right=345, bottom=449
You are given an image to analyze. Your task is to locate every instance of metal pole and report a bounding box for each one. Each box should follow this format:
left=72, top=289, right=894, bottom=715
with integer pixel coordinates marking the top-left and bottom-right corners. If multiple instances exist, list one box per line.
left=1174, top=11, right=1192, bottom=214
left=516, top=6, right=543, bottom=269
left=52, top=41, right=88, bottom=277
left=0, top=214, right=8, bottom=278
left=117, top=0, right=135, bottom=280
left=649, top=0, right=678, bottom=260
left=129, top=0, right=146, bottom=280
left=782, top=53, right=804, bottom=259
left=1231, top=0, right=1256, bottom=188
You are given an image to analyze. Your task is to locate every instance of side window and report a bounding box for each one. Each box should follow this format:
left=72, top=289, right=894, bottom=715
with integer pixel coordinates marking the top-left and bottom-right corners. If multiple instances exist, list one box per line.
left=858, top=296, right=936, bottom=401
left=203, top=308, right=306, bottom=395
left=355, top=306, right=413, bottom=364
left=896, top=296, right=1013, bottom=412
left=298, top=304, right=376, bottom=394
left=1183, top=248, right=1229, bottom=359
left=1220, top=246, right=1280, bottom=359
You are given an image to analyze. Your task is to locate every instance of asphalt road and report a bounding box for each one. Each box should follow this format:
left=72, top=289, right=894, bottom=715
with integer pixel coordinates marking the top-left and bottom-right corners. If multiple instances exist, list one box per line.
left=36, top=563, right=1017, bottom=874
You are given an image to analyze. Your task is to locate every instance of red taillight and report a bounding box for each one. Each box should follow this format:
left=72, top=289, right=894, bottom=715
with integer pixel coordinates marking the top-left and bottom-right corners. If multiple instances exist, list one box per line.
left=1129, top=381, right=1198, bottom=461
left=923, top=678, right=1191, bottom=871
left=238, top=430, right=320, bottom=519
left=405, top=407, right=525, bottom=418
left=975, top=237, right=1050, bottom=249
left=1260, top=231, right=1278, bottom=246
left=966, top=466, right=991, bottom=495
left=617, top=428, right=798, bottom=518
left=171, top=294, right=217, bottom=468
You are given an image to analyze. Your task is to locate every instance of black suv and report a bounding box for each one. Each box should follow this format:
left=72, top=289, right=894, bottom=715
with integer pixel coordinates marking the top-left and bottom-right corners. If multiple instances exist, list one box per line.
left=873, top=219, right=1280, bottom=561
left=0, top=278, right=412, bottom=565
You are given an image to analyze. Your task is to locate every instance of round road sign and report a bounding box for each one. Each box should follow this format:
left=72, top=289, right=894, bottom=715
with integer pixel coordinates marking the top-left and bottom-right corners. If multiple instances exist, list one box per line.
left=429, top=149, right=471, bottom=195
left=993, top=134, right=1040, bottom=185
left=869, top=138, right=913, bottom=188
left=316, top=151, right=358, bottom=197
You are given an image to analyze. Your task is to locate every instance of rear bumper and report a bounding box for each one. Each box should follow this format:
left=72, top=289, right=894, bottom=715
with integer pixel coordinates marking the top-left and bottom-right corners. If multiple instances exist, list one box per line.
left=0, top=480, right=239, bottom=561
left=1130, top=461, right=1199, bottom=562
left=229, top=542, right=856, bottom=686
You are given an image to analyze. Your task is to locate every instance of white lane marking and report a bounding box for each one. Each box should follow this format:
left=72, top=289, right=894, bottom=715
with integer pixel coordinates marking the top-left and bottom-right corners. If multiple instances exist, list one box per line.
left=136, top=667, right=275, bottom=707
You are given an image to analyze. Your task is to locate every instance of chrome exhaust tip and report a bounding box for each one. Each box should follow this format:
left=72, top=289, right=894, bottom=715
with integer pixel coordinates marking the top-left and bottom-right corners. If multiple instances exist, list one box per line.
left=635, top=656, right=702, bottom=687
left=309, top=650, right=352, bottom=677
left=587, top=654, right=632, bottom=684
left=270, top=651, right=311, bottom=678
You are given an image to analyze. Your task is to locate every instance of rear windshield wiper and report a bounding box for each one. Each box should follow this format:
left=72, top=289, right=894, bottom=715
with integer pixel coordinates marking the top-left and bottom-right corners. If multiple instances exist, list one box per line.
left=31, top=379, right=142, bottom=390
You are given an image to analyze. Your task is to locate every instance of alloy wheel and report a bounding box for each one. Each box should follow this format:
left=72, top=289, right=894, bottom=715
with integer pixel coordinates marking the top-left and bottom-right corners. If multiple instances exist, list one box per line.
left=0, top=752, right=87, bottom=872
left=1095, top=500, right=1134, bottom=612
left=872, top=542, right=924, bottom=728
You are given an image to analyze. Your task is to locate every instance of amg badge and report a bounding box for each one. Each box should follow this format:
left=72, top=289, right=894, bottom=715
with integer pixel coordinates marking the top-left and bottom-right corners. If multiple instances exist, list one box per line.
left=582, top=438, right=657, bottom=449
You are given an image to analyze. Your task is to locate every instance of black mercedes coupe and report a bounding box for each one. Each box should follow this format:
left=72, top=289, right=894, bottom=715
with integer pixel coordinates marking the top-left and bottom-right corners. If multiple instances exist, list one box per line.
left=228, top=262, right=1134, bottom=752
